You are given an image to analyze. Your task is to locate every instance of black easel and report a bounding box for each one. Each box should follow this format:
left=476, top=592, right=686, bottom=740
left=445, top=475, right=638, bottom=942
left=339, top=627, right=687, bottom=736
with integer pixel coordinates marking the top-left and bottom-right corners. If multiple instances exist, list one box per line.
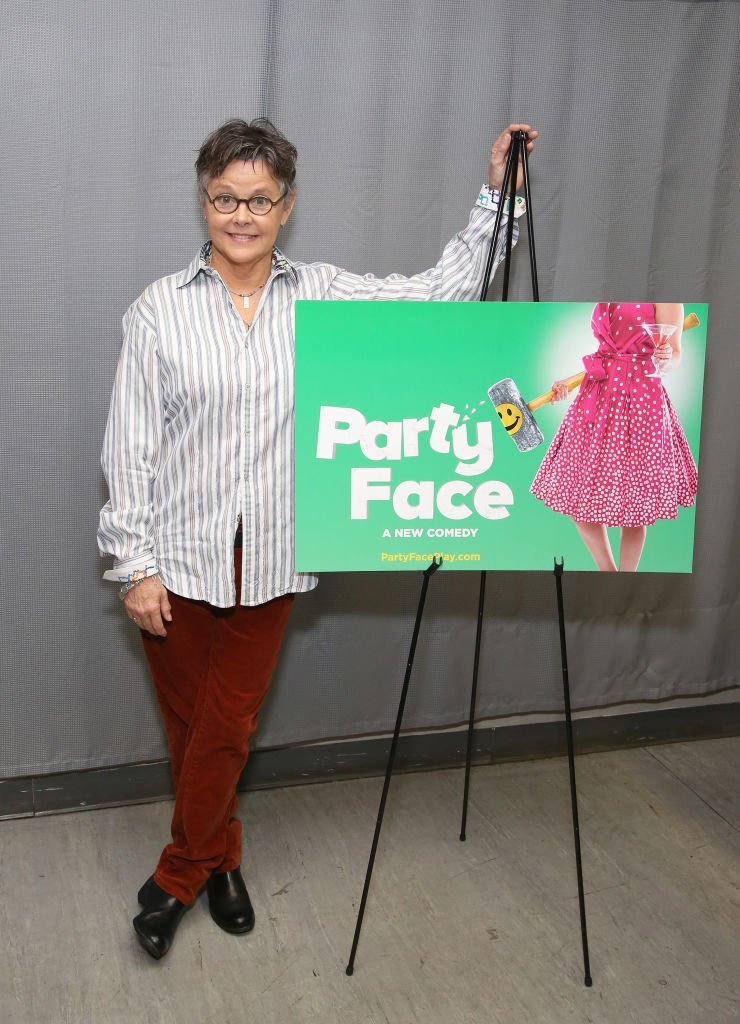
left=459, top=132, right=592, bottom=986
left=460, top=129, right=538, bottom=844
left=346, top=133, right=592, bottom=987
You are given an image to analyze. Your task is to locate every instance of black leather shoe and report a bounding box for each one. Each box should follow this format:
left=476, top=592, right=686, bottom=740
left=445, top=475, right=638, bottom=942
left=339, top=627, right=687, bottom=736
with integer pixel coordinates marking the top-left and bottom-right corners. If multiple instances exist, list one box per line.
left=132, top=879, right=190, bottom=959
left=207, top=868, right=255, bottom=934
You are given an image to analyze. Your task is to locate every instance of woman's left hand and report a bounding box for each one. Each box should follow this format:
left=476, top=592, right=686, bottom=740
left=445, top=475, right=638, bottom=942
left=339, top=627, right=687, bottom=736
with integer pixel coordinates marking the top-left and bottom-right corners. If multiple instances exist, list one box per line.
left=489, top=124, right=539, bottom=192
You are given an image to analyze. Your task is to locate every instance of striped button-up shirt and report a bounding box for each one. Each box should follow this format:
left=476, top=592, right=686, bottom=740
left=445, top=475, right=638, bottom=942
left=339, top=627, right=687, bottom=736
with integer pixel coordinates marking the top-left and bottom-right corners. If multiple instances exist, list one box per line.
left=98, top=196, right=516, bottom=606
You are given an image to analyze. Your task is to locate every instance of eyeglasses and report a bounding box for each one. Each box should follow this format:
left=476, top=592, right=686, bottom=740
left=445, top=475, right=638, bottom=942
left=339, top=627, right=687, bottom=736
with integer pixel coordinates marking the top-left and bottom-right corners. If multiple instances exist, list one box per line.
left=203, top=190, right=288, bottom=216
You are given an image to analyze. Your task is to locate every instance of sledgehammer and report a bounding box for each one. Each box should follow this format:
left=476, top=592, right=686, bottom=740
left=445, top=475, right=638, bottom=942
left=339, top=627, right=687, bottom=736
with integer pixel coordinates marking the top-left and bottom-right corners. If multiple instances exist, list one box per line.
left=488, top=373, right=583, bottom=452
left=488, top=311, right=700, bottom=453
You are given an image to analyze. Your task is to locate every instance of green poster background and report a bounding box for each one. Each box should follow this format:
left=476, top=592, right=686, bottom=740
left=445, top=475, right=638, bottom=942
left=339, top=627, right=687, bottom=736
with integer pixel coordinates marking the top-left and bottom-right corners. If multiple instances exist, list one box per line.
left=295, top=301, right=707, bottom=573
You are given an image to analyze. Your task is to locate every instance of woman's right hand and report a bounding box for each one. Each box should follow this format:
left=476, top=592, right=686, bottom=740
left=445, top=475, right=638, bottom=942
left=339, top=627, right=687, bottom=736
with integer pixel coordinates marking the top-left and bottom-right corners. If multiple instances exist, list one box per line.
left=551, top=379, right=569, bottom=402
left=123, top=577, right=172, bottom=637
left=653, top=341, right=673, bottom=372
left=488, top=124, right=539, bottom=191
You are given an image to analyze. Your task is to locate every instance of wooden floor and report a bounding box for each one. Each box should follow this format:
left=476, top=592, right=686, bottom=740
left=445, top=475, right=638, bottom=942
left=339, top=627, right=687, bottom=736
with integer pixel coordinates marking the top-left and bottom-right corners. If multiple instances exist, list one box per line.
left=2, top=737, right=739, bottom=1024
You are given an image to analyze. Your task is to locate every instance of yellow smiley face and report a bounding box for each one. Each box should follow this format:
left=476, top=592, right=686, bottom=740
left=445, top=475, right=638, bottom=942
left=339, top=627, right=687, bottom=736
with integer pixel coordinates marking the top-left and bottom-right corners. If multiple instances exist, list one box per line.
left=496, top=402, right=523, bottom=435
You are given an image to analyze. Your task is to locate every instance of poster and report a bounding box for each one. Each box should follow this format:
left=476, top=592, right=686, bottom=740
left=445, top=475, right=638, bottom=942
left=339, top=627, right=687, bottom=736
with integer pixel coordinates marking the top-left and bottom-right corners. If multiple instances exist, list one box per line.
left=295, top=301, right=707, bottom=573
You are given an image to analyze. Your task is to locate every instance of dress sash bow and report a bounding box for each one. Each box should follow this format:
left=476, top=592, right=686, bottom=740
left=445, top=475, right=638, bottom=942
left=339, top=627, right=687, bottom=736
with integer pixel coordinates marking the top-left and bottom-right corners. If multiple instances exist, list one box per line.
left=579, top=350, right=655, bottom=425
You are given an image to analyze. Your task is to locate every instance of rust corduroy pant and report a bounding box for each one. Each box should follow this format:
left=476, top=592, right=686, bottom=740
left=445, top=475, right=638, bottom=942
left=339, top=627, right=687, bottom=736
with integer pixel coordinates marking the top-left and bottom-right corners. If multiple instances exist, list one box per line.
left=141, top=549, right=294, bottom=905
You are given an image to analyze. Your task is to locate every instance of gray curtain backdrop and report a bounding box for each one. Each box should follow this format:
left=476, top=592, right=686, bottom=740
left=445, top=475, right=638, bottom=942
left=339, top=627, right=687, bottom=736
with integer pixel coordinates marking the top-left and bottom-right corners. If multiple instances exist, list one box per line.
left=1, top=0, right=738, bottom=778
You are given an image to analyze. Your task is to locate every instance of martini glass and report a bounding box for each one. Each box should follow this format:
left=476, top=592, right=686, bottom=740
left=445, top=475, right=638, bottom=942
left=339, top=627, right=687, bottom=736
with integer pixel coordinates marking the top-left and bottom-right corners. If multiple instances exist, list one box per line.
left=641, top=322, right=677, bottom=378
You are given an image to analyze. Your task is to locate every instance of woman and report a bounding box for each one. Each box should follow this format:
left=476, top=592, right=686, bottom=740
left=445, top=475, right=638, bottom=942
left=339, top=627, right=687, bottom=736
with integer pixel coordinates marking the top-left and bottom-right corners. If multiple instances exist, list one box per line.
left=530, top=301, right=698, bottom=571
left=98, top=118, right=537, bottom=959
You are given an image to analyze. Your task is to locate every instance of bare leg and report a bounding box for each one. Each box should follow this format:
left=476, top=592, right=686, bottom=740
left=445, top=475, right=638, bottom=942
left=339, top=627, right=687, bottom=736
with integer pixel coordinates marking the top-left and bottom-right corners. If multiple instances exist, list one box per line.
left=572, top=520, right=617, bottom=572
left=619, top=525, right=647, bottom=572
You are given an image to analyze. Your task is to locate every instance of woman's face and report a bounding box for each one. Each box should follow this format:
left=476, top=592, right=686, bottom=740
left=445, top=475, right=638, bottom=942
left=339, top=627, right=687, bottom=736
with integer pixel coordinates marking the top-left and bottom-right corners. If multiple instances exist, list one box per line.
left=201, top=158, right=294, bottom=273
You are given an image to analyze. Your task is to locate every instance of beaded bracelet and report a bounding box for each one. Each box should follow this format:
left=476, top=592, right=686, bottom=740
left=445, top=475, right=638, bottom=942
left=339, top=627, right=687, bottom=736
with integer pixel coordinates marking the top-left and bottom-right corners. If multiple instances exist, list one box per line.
left=118, top=573, right=161, bottom=601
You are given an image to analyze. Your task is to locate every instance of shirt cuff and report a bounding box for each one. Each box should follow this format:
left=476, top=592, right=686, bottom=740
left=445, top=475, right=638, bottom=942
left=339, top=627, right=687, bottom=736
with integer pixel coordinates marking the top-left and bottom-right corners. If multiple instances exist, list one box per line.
left=102, top=554, right=158, bottom=583
left=476, top=184, right=526, bottom=218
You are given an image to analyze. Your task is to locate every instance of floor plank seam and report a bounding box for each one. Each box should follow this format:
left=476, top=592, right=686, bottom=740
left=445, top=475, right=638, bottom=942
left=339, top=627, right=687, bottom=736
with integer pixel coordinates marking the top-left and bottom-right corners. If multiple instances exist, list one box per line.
left=644, top=746, right=740, bottom=833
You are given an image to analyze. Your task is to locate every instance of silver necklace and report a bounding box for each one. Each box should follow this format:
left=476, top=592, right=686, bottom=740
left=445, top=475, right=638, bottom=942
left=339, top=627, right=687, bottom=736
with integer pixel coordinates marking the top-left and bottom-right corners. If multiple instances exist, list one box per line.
left=205, top=249, right=268, bottom=308
left=227, top=281, right=267, bottom=309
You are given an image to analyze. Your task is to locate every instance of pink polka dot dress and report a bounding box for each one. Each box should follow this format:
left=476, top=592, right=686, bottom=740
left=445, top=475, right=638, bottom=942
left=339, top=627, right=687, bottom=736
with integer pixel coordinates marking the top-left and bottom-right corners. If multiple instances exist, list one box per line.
left=530, top=302, right=698, bottom=527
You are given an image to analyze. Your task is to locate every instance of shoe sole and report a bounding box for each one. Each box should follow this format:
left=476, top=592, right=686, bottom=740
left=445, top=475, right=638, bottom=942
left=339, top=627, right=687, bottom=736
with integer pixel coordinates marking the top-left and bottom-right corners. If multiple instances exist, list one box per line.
left=208, top=907, right=256, bottom=935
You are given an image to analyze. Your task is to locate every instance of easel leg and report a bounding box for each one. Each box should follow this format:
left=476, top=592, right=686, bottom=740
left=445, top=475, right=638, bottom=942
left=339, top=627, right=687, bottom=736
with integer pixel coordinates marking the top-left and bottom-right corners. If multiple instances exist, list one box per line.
left=519, top=130, right=540, bottom=301
left=460, top=570, right=487, bottom=841
left=500, top=132, right=520, bottom=301
left=553, top=557, right=593, bottom=987
left=478, top=136, right=519, bottom=301
left=461, top=130, right=535, bottom=840
left=346, top=558, right=442, bottom=975
left=461, top=130, right=536, bottom=841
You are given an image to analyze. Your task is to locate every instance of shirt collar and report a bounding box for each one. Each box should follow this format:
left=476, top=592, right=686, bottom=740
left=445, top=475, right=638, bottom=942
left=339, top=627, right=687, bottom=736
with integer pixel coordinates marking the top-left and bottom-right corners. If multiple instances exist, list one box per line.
left=272, top=246, right=298, bottom=281
left=176, top=241, right=298, bottom=288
